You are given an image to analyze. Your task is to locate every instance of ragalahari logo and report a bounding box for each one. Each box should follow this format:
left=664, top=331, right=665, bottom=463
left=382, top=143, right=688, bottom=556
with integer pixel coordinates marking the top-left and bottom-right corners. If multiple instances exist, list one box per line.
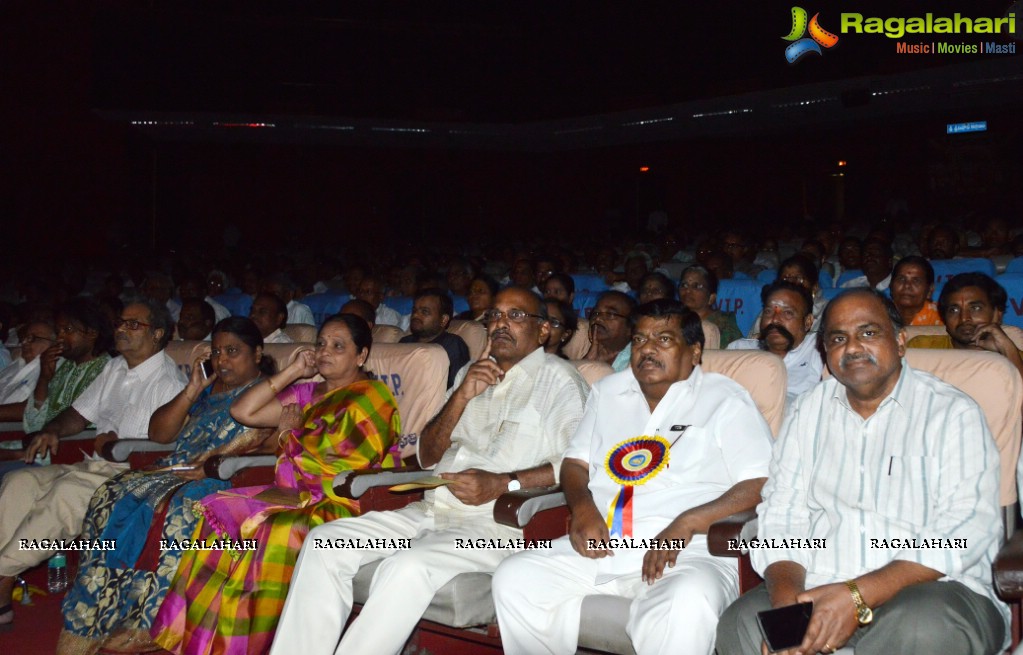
left=783, top=7, right=840, bottom=63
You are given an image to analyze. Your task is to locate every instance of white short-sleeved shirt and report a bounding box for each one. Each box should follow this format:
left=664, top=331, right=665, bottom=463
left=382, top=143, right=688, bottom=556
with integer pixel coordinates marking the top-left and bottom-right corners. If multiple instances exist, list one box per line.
left=423, top=347, right=589, bottom=529
left=564, top=365, right=773, bottom=580
left=72, top=350, right=187, bottom=439
left=287, top=300, right=315, bottom=326
left=205, top=295, right=232, bottom=322
left=264, top=329, right=294, bottom=344
left=0, top=357, right=39, bottom=404
left=728, top=332, right=823, bottom=402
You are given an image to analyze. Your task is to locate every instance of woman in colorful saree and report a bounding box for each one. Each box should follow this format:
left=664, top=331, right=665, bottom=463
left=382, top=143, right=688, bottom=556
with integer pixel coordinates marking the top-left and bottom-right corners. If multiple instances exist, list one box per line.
left=151, top=313, right=400, bottom=655
left=57, top=317, right=274, bottom=655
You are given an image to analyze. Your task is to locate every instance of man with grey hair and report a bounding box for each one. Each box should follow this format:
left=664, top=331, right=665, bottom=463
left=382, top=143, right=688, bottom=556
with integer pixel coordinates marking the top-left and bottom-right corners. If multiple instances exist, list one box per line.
left=0, top=299, right=186, bottom=627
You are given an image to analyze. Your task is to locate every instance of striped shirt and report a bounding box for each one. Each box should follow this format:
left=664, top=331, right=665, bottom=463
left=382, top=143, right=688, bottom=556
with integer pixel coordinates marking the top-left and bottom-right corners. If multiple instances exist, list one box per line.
left=753, top=360, right=1007, bottom=632
left=22, top=354, right=110, bottom=432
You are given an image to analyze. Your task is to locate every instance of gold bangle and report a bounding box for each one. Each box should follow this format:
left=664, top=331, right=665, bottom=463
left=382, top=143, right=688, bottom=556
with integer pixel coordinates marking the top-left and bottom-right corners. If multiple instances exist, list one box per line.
left=267, top=378, right=280, bottom=395
left=277, top=429, right=290, bottom=449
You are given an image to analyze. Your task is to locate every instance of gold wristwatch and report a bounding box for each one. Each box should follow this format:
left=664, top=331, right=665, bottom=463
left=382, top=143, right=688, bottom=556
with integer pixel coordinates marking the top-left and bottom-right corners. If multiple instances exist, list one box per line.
left=845, top=580, right=873, bottom=626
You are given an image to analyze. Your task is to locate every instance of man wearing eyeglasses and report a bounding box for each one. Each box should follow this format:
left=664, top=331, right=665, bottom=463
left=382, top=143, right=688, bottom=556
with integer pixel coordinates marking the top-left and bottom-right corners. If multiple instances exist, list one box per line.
left=493, top=300, right=772, bottom=655
left=271, top=287, right=589, bottom=655
left=0, top=299, right=185, bottom=625
left=584, top=291, right=637, bottom=372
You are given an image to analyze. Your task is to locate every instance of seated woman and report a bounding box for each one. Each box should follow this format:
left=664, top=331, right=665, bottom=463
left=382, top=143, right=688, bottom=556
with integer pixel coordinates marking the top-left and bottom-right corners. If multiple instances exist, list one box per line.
left=543, top=299, right=577, bottom=359
left=57, top=317, right=273, bottom=653
left=456, top=274, right=498, bottom=321
left=677, top=265, right=743, bottom=348
left=542, top=272, right=575, bottom=306
left=151, top=313, right=400, bottom=655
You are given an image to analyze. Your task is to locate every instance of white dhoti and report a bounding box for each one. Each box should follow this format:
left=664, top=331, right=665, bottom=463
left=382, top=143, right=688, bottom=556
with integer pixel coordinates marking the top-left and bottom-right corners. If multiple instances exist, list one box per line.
left=270, top=502, right=521, bottom=655
left=492, top=536, right=739, bottom=655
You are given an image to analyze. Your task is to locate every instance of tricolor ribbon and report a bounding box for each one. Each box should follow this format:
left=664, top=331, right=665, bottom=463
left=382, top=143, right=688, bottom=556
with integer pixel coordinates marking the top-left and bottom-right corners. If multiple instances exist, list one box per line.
left=604, top=436, right=670, bottom=538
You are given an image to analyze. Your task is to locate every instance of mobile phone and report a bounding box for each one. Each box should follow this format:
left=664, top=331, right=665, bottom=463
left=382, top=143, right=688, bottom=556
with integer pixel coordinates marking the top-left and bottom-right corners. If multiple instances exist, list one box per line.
left=201, top=359, right=215, bottom=379
left=756, top=601, right=813, bottom=653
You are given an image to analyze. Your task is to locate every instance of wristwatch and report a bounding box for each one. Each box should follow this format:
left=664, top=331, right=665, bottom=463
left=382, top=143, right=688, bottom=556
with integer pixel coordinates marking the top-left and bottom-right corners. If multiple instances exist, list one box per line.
left=506, top=472, right=521, bottom=492
left=845, top=580, right=873, bottom=626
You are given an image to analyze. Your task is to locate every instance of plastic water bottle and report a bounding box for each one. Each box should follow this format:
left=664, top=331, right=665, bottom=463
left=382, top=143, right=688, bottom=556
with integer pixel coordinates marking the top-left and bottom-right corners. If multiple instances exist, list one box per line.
left=47, top=552, right=68, bottom=593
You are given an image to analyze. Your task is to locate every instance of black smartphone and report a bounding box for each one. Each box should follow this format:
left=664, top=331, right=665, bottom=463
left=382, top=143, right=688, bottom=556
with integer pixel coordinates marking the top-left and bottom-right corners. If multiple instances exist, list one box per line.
left=756, top=601, right=813, bottom=653
left=201, top=359, right=215, bottom=379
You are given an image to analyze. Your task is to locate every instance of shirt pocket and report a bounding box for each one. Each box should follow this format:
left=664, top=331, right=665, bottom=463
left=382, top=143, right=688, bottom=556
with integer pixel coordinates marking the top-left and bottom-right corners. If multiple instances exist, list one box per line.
left=873, top=455, right=936, bottom=528
left=488, top=408, right=542, bottom=459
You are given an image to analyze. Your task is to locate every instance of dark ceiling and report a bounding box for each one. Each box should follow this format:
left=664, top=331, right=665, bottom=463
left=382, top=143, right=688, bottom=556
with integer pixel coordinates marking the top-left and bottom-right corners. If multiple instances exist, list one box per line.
left=94, top=0, right=1022, bottom=123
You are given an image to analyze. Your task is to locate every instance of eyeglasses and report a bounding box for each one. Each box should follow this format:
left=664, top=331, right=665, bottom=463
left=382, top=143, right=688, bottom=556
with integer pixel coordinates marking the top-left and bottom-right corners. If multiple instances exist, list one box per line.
left=21, top=335, right=56, bottom=345
left=678, top=282, right=707, bottom=291
left=482, top=309, right=545, bottom=325
left=547, top=317, right=563, bottom=329
left=587, top=309, right=628, bottom=321
left=115, top=318, right=153, bottom=331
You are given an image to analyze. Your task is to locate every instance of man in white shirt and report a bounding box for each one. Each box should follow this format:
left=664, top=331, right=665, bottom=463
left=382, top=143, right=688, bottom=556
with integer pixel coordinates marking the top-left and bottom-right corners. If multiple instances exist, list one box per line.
left=728, top=280, right=823, bottom=403
left=355, top=274, right=404, bottom=330
left=493, top=300, right=773, bottom=655
left=838, top=239, right=893, bottom=291
left=0, top=300, right=186, bottom=626
left=263, top=274, right=315, bottom=326
left=248, top=292, right=293, bottom=344
left=0, top=321, right=54, bottom=404
left=717, top=289, right=1006, bottom=655
left=270, top=287, right=589, bottom=655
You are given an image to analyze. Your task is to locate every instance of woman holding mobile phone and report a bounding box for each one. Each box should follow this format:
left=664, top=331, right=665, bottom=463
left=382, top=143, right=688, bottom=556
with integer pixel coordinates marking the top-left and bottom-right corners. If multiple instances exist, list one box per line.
left=57, top=317, right=273, bottom=654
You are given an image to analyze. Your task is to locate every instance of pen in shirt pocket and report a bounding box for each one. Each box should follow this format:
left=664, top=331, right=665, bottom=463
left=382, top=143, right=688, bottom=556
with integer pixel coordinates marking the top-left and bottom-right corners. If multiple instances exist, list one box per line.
left=888, top=456, right=893, bottom=476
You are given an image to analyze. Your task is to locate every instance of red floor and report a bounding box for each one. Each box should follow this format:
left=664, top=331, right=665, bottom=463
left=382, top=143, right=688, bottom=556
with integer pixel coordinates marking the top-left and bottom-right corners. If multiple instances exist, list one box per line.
left=0, top=563, right=64, bottom=655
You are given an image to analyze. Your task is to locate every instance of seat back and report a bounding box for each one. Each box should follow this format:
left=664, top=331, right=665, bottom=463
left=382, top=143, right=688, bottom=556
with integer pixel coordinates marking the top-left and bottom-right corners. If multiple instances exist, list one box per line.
left=701, top=319, right=721, bottom=350
left=212, top=292, right=252, bottom=318
left=571, top=360, right=614, bottom=386
left=931, top=257, right=997, bottom=296
left=903, top=349, right=1023, bottom=506
left=997, top=273, right=1023, bottom=330
left=261, top=342, right=312, bottom=374
left=836, top=269, right=863, bottom=287
left=284, top=324, right=317, bottom=343
left=448, top=319, right=488, bottom=361
left=372, top=324, right=405, bottom=344
left=164, top=340, right=205, bottom=377
left=563, top=318, right=591, bottom=360
left=570, top=273, right=610, bottom=293
left=1005, top=257, right=1023, bottom=275
left=302, top=292, right=348, bottom=328
left=713, top=279, right=763, bottom=336
left=701, top=350, right=787, bottom=436
left=366, top=343, right=448, bottom=460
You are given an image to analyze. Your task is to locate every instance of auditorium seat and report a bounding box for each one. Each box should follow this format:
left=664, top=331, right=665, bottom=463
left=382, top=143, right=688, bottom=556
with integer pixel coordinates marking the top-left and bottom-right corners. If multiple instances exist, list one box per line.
left=372, top=324, right=405, bottom=344
left=302, top=292, right=348, bottom=327
left=713, top=279, right=763, bottom=336
left=283, top=324, right=317, bottom=343
left=932, top=257, right=998, bottom=299
left=563, top=318, right=590, bottom=360
left=212, top=292, right=252, bottom=318
left=997, top=273, right=1023, bottom=330
left=448, top=319, right=487, bottom=361
left=835, top=269, right=863, bottom=287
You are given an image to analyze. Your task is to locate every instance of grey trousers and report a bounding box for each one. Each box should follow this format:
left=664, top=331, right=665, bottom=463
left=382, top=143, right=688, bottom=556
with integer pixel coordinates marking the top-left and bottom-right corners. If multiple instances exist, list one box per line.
left=715, top=581, right=1005, bottom=655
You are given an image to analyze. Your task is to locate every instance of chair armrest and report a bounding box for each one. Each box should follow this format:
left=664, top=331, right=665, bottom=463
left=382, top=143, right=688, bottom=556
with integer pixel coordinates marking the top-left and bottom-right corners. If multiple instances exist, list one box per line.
left=994, top=529, right=1023, bottom=601
left=101, top=439, right=177, bottom=463
left=332, top=467, right=424, bottom=499
left=707, top=510, right=758, bottom=558
left=0, top=422, right=24, bottom=432
left=204, top=454, right=279, bottom=481
left=493, top=486, right=565, bottom=528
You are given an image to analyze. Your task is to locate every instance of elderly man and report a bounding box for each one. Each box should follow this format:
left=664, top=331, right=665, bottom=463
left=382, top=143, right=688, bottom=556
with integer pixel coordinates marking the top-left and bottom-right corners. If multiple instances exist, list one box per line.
left=339, top=298, right=376, bottom=329
left=585, top=290, right=637, bottom=372
left=176, top=298, right=216, bottom=341
left=889, top=255, right=941, bottom=326
left=270, top=287, right=589, bottom=655
left=398, top=288, right=469, bottom=388
left=249, top=292, right=293, bottom=344
left=493, top=300, right=773, bottom=655
left=355, top=274, right=404, bottom=329
left=729, top=280, right=822, bottom=402
left=0, top=321, right=55, bottom=405
left=0, top=300, right=186, bottom=627
left=907, top=272, right=1023, bottom=379
left=717, top=289, right=1007, bottom=655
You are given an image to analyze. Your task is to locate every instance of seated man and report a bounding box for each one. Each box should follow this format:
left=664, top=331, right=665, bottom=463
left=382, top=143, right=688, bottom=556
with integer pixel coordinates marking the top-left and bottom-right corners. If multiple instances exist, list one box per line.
left=249, top=292, right=293, bottom=344
left=585, top=290, right=637, bottom=372
left=355, top=274, right=404, bottom=329
left=398, top=288, right=469, bottom=388
left=493, top=300, right=773, bottom=655
left=907, top=272, right=1023, bottom=379
left=890, top=256, right=941, bottom=326
left=263, top=273, right=315, bottom=326
left=728, top=280, right=822, bottom=402
left=839, top=238, right=892, bottom=291
left=176, top=298, right=216, bottom=341
left=270, top=287, right=589, bottom=655
left=339, top=298, right=376, bottom=329
left=0, top=298, right=113, bottom=432
left=177, top=272, right=230, bottom=324
left=0, top=299, right=186, bottom=627
left=717, top=289, right=1007, bottom=655
left=0, top=321, right=55, bottom=405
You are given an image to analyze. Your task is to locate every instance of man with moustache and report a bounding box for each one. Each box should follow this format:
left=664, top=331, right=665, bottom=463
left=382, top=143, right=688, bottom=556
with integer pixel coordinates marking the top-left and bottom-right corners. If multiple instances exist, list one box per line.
left=493, top=300, right=773, bottom=655
left=0, top=299, right=186, bottom=627
left=717, top=289, right=1006, bottom=655
left=398, top=288, right=469, bottom=389
left=585, top=290, right=637, bottom=372
left=908, top=272, right=1023, bottom=380
left=248, top=292, right=293, bottom=344
left=270, top=287, right=589, bottom=655
left=728, top=280, right=822, bottom=403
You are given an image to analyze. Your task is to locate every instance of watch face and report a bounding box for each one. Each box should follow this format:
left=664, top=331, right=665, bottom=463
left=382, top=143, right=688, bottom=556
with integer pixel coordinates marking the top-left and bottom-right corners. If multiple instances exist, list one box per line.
left=856, top=606, right=873, bottom=625
left=507, top=479, right=522, bottom=492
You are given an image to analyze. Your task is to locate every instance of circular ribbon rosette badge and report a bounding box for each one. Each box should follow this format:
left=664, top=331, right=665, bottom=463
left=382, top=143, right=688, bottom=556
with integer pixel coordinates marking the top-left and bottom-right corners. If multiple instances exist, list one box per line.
left=604, top=435, right=670, bottom=538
